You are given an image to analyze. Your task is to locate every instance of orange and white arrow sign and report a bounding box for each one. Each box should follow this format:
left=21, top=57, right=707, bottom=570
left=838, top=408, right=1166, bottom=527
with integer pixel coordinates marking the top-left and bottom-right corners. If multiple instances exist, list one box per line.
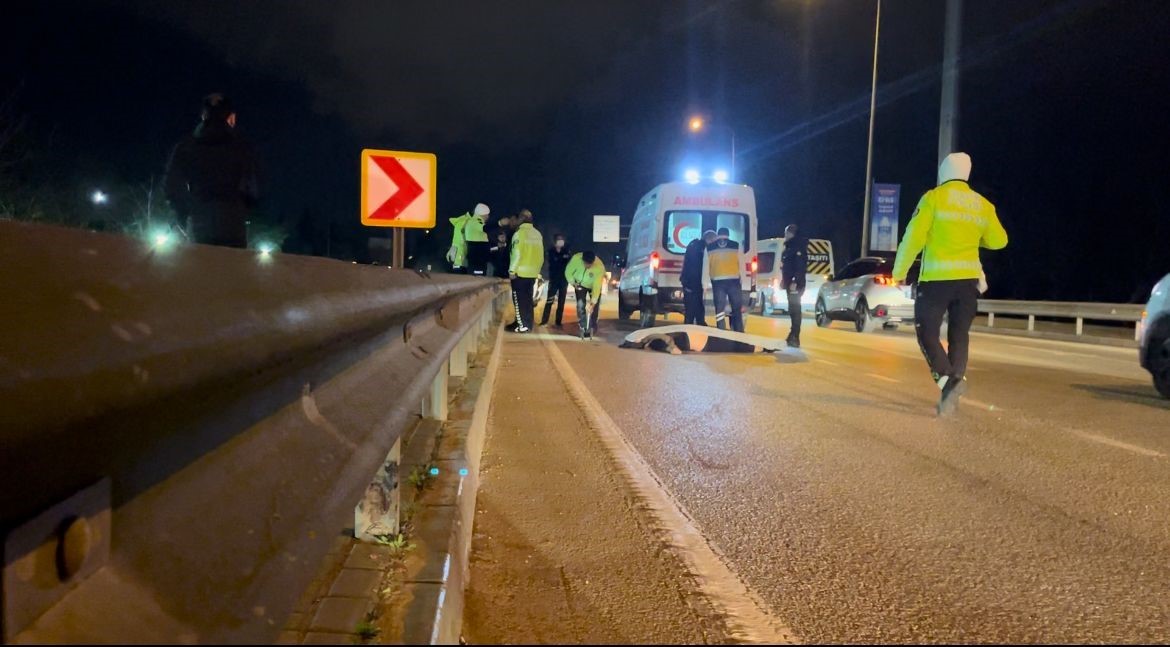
left=361, top=149, right=436, bottom=228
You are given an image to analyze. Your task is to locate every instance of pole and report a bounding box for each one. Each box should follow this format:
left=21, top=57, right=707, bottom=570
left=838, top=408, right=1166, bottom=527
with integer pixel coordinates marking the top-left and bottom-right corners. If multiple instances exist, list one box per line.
left=392, top=228, right=405, bottom=269
left=938, top=0, right=963, bottom=166
left=860, top=0, right=881, bottom=259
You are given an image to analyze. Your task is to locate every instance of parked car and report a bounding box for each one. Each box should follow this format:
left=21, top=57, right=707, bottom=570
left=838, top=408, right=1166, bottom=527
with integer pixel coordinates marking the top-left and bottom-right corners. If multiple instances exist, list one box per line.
left=1139, top=273, right=1170, bottom=398
left=815, top=257, right=918, bottom=333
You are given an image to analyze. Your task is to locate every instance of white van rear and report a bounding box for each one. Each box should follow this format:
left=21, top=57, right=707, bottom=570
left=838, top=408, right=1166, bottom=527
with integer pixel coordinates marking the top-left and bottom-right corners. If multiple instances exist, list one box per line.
left=617, top=181, right=758, bottom=327
left=756, top=237, right=835, bottom=314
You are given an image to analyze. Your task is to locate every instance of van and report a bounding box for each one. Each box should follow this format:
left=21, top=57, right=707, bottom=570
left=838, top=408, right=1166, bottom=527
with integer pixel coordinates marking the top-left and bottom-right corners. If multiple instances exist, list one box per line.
left=756, top=237, right=835, bottom=315
left=617, top=181, right=758, bottom=327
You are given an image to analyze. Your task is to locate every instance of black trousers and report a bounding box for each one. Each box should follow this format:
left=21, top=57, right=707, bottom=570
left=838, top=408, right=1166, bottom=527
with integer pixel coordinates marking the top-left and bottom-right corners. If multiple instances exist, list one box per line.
left=466, top=242, right=489, bottom=276
left=511, top=276, right=536, bottom=330
left=914, top=279, right=980, bottom=381
left=787, top=283, right=804, bottom=339
left=541, top=279, right=569, bottom=325
left=574, top=287, right=601, bottom=335
left=683, top=285, right=707, bottom=325
left=712, top=279, right=744, bottom=332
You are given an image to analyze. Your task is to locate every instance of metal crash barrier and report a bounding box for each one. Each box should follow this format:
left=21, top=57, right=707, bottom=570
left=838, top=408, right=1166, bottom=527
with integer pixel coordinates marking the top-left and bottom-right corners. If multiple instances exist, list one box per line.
left=977, top=299, right=1144, bottom=345
left=0, top=221, right=507, bottom=643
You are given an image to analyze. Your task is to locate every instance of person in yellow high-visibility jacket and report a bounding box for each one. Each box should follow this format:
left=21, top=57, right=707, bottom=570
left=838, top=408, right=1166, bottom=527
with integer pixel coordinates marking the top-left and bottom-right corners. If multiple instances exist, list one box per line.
left=446, top=203, right=490, bottom=273
left=508, top=209, right=544, bottom=333
left=893, top=152, right=1008, bottom=416
left=565, top=250, right=606, bottom=338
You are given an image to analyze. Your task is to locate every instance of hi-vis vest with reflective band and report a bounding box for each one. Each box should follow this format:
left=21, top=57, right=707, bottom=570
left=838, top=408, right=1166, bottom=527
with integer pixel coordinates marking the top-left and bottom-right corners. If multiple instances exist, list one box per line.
left=509, top=223, right=544, bottom=278
left=564, top=253, right=606, bottom=303
left=892, top=180, right=1007, bottom=283
left=706, top=238, right=741, bottom=281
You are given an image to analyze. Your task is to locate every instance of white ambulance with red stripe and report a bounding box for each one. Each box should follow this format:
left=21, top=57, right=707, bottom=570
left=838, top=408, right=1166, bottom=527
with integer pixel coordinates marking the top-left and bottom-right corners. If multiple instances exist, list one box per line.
left=617, top=180, right=758, bottom=327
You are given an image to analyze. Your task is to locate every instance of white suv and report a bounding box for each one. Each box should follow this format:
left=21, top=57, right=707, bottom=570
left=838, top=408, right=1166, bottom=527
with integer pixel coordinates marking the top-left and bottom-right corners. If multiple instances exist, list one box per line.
left=1139, top=273, right=1170, bottom=398
left=815, top=257, right=917, bottom=333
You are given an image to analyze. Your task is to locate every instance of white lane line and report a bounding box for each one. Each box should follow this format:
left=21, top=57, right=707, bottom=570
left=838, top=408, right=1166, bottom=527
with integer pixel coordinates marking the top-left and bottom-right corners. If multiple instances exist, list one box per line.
left=541, top=338, right=799, bottom=645
left=962, top=397, right=1001, bottom=412
left=814, top=358, right=840, bottom=367
left=1071, top=431, right=1166, bottom=458
left=865, top=373, right=900, bottom=384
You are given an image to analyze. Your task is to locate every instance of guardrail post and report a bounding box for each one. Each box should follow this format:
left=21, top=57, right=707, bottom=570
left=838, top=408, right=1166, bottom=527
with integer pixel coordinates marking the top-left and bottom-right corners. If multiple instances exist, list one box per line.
left=1028, top=314, right=1035, bottom=332
left=423, top=359, right=449, bottom=421
left=355, top=439, right=401, bottom=543
left=450, top=334, right=469, bottom=378
left=988, top=312, right=995, bottom=328
left=1076, top=317, right=1084, bottom=336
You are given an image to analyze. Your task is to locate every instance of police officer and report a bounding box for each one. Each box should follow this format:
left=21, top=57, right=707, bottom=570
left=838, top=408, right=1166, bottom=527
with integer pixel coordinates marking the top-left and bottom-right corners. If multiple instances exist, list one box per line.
left=681, top=230, right=716, bottom=326
left=447, top=203, right=490, bottom=274
left=463, top=204, right=490, bottom=275
left=565, top=250, right=606, bottom=338
left=164, top=93, right=259, bottom=248
left=893, top=152, right=1008, bottom=416
left=508, top=209, right=544, bottom=333
left=540, top=234, right=573, bottom=327
left=707, top=227, right=744, bottom=332
left=780, top=224, right=808, bottom=348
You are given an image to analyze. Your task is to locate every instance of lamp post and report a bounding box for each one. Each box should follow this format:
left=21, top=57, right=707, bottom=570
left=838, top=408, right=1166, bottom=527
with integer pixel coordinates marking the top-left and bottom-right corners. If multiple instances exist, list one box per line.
left=859, top=0, right=881, bottom=259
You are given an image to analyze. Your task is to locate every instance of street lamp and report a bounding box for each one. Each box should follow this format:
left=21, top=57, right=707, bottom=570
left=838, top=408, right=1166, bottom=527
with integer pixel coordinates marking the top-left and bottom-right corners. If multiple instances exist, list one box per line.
left=91, top=190, right=108, bottom=205
left=686, top=115, right=736, bottom=182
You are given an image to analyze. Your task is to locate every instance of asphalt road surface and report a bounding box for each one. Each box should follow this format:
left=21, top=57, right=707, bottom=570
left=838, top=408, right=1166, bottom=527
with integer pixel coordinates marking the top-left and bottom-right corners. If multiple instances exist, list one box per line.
left=543, top=302, right=1169, bottom=643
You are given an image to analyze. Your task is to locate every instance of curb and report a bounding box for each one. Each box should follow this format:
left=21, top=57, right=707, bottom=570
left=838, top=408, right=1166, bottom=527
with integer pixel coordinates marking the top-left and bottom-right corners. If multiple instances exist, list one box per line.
left=418, top=319, right=506, bottom=644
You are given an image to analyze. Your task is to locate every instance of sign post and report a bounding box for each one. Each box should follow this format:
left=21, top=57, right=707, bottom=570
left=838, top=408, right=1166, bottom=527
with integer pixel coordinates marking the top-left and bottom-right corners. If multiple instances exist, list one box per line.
left=361, top=148, right=437, bottom=268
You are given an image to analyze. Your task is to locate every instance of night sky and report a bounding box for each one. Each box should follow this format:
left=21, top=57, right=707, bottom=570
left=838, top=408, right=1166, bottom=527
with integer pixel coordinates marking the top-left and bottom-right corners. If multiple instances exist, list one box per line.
left=3, top=0, right=1169, bottom=302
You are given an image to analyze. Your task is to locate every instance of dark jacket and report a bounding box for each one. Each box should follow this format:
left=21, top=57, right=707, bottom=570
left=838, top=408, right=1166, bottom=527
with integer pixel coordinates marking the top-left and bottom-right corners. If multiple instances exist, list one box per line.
left=781, top=236, right=809, bottom=291
left=681, top=238, right=707, bottom=289
left=164, top=120, right=259, bottom=247
left=488, top=238, right=510, bottom=278
left=546, top=245, right=573, bottom=283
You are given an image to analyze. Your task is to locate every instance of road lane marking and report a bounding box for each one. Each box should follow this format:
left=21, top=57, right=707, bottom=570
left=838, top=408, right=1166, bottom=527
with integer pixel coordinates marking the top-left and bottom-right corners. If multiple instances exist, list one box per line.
left=865, top=373, right=900, bottom=383
left=1070, top=431, right=1166, bottom=458
left=962, top=397, right=1000, bottom=412
left=814, top=358, right=841, bottom=367
left=542, top=338, right=799, bottom=644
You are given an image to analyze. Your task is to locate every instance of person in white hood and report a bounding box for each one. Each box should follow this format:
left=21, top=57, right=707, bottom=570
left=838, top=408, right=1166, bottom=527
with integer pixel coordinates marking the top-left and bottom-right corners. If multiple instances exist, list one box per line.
left=893, top=152, right=1008, bottom=416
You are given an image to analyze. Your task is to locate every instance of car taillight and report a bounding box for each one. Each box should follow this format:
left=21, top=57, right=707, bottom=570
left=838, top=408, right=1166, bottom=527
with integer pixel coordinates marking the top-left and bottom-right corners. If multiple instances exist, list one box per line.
left=751, top=256, right=759, bottom=274
left=650, top=252, right=660, bottom=271
left=874, top=275, right=895, bottom=286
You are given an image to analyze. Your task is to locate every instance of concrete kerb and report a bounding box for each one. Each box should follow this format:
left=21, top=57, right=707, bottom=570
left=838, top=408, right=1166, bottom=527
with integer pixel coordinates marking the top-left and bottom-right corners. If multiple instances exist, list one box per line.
left=420, top=318, right=506, bottom=644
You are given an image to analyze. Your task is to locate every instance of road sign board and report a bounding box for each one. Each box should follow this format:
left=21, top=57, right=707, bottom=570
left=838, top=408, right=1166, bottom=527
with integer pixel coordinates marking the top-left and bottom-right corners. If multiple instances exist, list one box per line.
left=361, top=149, right=436, bottom=229
left=593, top=215, right=621, bottom=242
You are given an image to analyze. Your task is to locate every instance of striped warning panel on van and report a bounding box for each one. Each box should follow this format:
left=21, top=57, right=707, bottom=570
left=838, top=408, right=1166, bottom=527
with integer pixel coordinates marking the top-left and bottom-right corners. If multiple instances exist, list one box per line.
left=806, top=239, right=833, bottom=275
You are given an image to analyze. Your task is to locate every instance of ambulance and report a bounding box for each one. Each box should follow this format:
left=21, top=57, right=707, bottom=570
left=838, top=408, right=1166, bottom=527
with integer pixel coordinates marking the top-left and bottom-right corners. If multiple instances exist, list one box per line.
left=617, top=180, right=758, bottom=327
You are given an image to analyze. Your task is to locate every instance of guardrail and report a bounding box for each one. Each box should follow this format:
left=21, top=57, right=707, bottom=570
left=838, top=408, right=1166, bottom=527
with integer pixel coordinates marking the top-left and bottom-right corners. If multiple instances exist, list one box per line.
left=0, top=220, right=508, bottom=643
left=977, top=299, right=1145, bottom=343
